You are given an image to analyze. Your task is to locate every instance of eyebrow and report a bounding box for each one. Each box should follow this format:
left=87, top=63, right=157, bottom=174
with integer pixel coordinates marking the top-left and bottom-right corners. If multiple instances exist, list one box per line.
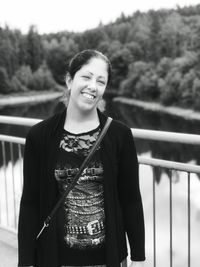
left=86, top=71, right=106, bottom=80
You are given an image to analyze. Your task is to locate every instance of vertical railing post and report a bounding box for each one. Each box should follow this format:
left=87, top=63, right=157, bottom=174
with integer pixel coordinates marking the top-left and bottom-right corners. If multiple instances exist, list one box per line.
left=153, top=167, right=156, bottom=267
left=0, top=142, right=2, bottom=225
left=10, top=142, right=17, bottom=228
left=169, top=170, right=173, bottom=267
left=187, top=172, right=191, bottom=267
left=18, top=143, right=23, bottom=189
left=1, top=141, right=9, bottom=226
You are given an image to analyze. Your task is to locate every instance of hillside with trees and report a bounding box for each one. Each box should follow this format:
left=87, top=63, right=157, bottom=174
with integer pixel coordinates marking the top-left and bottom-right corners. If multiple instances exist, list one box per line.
left=1, top=4, right=200, bottom=110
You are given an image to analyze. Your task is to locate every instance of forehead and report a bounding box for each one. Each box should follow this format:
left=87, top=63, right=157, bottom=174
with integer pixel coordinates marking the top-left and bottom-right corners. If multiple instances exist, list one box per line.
left=79, top=57, right=108, bottom=78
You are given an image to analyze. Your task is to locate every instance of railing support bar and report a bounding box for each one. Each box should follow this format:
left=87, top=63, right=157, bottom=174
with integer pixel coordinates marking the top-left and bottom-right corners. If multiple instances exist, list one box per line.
left=10, top=143, right=17, bottom=228
left=2, top=141, right=9, bottom=226
left=18, top=144, right=23, bottom=189
left=169, top=170, right=173, bottom=267
left=187, top=172, right=191, bottom=267
left=153, top=167, right=156, bottom=267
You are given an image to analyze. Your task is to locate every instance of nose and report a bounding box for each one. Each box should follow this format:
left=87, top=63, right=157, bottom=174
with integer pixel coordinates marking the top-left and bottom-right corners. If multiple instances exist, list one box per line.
left=87, top=78, right=97, bottom=91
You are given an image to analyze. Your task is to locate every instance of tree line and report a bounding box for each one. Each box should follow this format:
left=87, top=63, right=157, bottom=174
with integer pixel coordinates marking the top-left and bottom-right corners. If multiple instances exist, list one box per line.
left=1, top=4, right=200, bottom=110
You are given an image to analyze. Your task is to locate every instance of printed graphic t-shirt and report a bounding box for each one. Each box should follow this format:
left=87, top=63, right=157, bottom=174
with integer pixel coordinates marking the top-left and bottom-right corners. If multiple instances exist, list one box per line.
left=54, top=125, right=106, bottom=266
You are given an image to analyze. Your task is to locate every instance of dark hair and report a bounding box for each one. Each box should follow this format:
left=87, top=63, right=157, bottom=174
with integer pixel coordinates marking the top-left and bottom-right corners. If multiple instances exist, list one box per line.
left=67, top=49, right=112, bottom=84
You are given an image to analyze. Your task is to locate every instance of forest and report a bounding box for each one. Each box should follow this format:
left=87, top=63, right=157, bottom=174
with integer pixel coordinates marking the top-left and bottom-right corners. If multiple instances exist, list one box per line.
left=1, top=4, right=200, bottom=110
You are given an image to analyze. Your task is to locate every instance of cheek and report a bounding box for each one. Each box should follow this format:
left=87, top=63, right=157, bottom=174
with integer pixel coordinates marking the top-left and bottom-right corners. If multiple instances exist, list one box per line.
left=98, top=86, right=106, bottom=96
left=71, top=82, right=83, bottom=94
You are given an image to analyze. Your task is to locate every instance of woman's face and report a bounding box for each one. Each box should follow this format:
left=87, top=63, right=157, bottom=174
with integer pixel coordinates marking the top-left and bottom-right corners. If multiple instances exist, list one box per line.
left=67, top=57, right=108, bottom=112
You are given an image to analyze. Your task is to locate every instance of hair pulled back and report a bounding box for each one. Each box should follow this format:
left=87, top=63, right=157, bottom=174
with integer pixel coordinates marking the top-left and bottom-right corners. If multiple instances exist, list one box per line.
left=67, top=49, right=112, bottom=84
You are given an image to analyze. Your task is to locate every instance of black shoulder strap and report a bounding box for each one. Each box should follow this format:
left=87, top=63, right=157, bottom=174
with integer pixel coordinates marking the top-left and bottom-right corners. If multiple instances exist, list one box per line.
left=36, top=116, right=113, bottom=240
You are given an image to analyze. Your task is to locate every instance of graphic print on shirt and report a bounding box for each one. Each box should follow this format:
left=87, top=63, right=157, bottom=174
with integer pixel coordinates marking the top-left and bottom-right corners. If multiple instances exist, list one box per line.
left=55, top=126, right=106, bottom=250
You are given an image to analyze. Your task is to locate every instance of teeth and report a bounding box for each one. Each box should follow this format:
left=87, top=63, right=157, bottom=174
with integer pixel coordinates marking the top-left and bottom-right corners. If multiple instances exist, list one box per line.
left=82, top=93, right=95, bottom=99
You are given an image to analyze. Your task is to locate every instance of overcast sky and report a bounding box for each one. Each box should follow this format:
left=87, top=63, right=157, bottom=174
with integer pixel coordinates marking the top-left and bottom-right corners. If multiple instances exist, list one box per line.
left=0, top=0, right=200, bottom=34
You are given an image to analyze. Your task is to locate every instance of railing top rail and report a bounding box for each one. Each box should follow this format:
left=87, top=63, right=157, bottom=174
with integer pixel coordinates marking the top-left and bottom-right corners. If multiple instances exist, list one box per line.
left=0, top=134, right=25, bottom=145
left=131, top=128, right=200, bottom=145
left=0, top=115, right=41, bottom=126
left=0, top=134, right=200, bottom=174
left=1, top=115, right=200, bottom=145
left=138, top=156, right=200, bottom=174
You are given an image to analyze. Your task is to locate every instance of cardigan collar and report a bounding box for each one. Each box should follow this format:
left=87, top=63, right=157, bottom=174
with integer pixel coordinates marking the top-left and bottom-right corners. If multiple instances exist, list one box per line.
left=51, top=107, right=108, bottom=136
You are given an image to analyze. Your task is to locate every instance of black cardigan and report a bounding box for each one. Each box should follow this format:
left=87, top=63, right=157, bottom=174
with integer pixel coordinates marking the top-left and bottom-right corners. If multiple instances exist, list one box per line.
left=18, top=108, right=145, bottom=267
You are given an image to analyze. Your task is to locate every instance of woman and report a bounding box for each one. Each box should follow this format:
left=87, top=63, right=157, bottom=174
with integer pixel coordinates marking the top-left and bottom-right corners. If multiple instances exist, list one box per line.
left=18, top=50, right=145, bottom=267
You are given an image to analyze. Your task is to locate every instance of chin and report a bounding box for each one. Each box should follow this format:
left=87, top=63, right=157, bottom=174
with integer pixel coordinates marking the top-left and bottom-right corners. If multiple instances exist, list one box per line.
left=79, top=103, right=97, bottom=112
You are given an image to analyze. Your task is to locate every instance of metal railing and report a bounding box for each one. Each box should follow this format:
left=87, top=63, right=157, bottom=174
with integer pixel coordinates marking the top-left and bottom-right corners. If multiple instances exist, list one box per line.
left=1, top=115, right=200, bottom=267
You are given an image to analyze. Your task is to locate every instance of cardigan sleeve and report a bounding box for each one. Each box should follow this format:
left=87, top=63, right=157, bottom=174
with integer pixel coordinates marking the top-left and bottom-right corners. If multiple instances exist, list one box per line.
left=18, top=129, right=40, bottom=266
left=117, top=127, right=145, bottom=261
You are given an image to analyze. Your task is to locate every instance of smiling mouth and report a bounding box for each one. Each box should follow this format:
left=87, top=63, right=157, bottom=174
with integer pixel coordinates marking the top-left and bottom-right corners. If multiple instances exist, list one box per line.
left=82, top=92, right=96, bottom=100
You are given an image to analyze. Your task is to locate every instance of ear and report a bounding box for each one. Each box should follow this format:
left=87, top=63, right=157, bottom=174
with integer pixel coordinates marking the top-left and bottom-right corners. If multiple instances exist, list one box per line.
left=66, top=73, right=72, bottom=89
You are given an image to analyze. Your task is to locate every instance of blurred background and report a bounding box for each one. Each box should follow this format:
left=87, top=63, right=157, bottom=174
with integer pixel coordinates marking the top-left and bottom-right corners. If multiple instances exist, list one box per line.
left=0, top=0, right=200, bottom=266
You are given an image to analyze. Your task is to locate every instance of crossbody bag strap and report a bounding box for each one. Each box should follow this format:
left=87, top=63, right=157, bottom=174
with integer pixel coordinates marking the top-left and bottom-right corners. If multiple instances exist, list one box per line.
left=36, top=116, right=113, bottom=240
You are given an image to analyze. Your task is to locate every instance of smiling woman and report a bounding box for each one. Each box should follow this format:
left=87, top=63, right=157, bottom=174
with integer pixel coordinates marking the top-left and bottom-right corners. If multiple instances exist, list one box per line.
left=64, top=51, right=111, bottom=133
left=18, top=49, right=145, bottom=267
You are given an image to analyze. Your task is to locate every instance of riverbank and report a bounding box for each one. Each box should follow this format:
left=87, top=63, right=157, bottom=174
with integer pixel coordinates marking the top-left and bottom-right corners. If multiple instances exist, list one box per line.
left=114, top=96, right=200, bottom=121
left=1, top=92, right=200, bottom=121
left=0, top=90, right=63, bottom=107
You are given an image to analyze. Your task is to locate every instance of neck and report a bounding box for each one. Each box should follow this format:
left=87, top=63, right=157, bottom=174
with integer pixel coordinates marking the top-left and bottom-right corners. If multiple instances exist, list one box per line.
left=66, top=102, right=98, bottom=123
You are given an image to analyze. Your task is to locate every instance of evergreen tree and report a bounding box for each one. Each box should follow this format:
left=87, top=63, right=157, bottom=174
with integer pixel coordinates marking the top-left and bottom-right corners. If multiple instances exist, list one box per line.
left=149, top=11, right=162, bottom=62
left=26, top=25, right=43, bottom=71
left=0, top=67, right=10, bottom=94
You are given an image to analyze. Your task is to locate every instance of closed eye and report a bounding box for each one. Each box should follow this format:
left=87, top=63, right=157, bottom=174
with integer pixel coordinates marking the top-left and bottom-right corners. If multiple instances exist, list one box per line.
left=98, top=80, right=106, bottom=85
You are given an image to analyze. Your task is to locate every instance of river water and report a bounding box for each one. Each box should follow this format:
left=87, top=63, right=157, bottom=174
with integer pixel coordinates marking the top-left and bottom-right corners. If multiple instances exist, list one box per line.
left=0, top=96, right=200, bottom=266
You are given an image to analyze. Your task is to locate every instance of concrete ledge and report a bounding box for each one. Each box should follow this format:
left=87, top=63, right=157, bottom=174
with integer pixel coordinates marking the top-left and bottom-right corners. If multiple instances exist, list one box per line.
left=0, top=91, right=63, bottom=107
left=0, top=228, right=18, bottom=267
